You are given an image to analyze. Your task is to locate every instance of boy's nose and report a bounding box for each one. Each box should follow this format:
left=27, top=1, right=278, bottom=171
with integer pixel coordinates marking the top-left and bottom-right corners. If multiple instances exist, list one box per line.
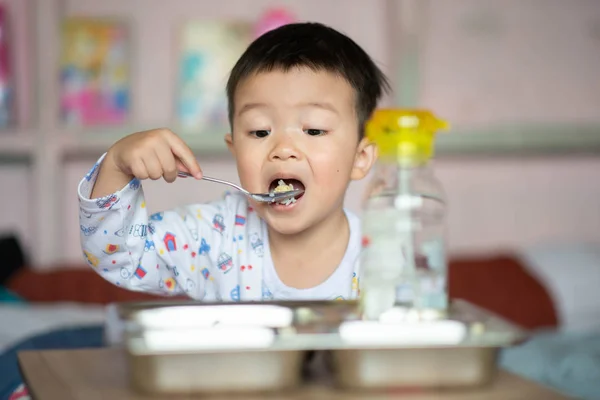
left=269, top=136, right=301, bottom=161
left=270, top=146, right=298, bottom=161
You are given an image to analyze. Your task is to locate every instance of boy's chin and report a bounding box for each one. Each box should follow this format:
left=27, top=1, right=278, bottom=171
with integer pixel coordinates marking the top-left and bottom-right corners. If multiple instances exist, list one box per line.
left=265, top=217, right=311, bottom=237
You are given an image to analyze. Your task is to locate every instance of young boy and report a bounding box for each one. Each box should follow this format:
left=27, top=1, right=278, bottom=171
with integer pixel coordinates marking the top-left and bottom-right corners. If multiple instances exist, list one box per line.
left=78, top=22, right=390, bottom=302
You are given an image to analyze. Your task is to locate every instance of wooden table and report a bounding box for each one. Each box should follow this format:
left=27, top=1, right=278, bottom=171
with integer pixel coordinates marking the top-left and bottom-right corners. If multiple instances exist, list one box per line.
left=18, top=348, right=570, bottom=399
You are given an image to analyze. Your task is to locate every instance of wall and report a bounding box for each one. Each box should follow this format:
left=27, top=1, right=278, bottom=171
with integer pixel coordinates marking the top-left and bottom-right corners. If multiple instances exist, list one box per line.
left=0, top=0, right=599, bottom=267
left=0, top=0, right=33, bottom=254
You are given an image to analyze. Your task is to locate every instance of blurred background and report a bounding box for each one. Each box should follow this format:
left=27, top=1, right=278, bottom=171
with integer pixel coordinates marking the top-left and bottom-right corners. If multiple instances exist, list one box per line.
left=0, top=1, right=599, bottom=398
left=0, top=0, right=599, bottom=266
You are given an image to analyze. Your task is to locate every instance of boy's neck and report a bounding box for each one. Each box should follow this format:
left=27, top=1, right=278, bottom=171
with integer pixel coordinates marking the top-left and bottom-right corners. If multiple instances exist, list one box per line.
left=268, top=207, right=348, bottom=252
left=267, top=207, right=350, bottom=288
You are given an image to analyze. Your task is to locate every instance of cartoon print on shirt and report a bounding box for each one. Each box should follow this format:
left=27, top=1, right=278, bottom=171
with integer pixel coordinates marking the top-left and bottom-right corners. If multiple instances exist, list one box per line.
left=352, top=272, right=359, bottom=291
left=103, top=244, right=119, bottom=255
left=230, top=285, right=240, bottom=301
left=134, top=264, right=147, bottom=279
left=144, top=240, right=155, bottom=252
left=249, top=233, right=264, bottom=257
left=353, top=273, right=361, bottom=297
left=198, top=238, right=211, bottom=255
left=200, top=267, right=210, bottom=280
left=262, top=281, right=274, bottom=300
left=166, top=265, right=180, bottom=277
left=185, top=278, right=195, bottom=293
left=159, top=277, right=177, bottom=291
left=150, top=212, right=164, bottom=221
left=85, top=162, right=100, bottom=181
left=129, top=224, right=148, bottom=238
left=80, top=225, right=98, bottom=236
left=163, top=232, right=177, bottom=251
left=114, top=227, right=124, bottom=237
left=212, top=214, right=225, bottom=234
left=217, top=252, right=233, bottom=273
left=235, top=215, right=246, bottom=226
left=80, top=207, right=92, bottom=218
left=96, top=194, right=119, bottom=210
left=129, top=178, right=141, bottom=190
left=120, top=267, right=132, bottom=280
left=83, top=250, right=99, bottom=267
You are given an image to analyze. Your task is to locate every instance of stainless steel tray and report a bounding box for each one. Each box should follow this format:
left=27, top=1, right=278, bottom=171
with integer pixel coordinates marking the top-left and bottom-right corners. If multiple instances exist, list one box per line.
left=118, top=299, right=526, bottom=394
left=121, top=300, right=359, bottom=394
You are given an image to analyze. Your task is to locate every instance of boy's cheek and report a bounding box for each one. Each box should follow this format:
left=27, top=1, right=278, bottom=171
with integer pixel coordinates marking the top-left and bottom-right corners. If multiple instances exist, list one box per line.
left=235, top=157, right=263, bottom=192
left=312, top=155, right=354, bottom=185
left=238, top=173, right=261, bottom=193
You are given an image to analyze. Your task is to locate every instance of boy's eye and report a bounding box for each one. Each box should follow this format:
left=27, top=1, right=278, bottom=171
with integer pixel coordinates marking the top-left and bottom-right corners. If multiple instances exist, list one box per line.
left=249, top=130, right=271, bottom=138
left=304, top=129, right=327, bottom=136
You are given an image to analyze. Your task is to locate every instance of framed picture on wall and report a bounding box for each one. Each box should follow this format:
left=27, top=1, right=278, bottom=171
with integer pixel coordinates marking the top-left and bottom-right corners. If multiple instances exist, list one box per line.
left=59, top=18, right=130, bottom=127
left=176, top=20, right=252, bottom=132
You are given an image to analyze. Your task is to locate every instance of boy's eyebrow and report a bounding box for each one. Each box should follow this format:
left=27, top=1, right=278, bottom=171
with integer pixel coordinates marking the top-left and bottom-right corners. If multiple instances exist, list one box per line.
left=237, top=102, right=268, bottom=117
left=300, top=102, right=339, bottom=114
left=237, top=102, right=339, bottom=117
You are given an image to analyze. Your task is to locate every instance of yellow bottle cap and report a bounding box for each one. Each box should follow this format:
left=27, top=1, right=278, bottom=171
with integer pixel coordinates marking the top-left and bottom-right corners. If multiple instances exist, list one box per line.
left=365, top=109, right=449, bottom=165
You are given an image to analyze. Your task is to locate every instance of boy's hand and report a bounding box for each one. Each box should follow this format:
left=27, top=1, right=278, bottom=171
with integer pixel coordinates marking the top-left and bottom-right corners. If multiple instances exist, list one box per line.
left=90, top=129, right=203, bottom=199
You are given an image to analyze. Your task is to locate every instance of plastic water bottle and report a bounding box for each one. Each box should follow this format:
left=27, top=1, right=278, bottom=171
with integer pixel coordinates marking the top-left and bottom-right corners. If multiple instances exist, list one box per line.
left=360, top=109, right=449, bottom=320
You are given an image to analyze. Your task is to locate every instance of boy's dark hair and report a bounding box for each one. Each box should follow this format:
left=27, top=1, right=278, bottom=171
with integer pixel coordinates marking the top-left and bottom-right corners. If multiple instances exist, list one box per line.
left=226, top=22, right=391, bottom=137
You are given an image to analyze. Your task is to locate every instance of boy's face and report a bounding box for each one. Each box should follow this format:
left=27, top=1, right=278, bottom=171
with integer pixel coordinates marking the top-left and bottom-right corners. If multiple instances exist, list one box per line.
left=226, top=68, right=376, bottom=235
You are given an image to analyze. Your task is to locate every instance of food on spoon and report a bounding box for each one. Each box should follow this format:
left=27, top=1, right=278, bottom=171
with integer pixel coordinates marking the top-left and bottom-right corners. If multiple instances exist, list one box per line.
left=270, top=180, right=298, bottom=206
left=273, top=179, right=294, bottom=193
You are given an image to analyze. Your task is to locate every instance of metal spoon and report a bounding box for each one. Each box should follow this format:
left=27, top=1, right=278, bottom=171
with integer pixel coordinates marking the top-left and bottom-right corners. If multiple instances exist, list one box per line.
left=177, top=171, right=304, bottom=203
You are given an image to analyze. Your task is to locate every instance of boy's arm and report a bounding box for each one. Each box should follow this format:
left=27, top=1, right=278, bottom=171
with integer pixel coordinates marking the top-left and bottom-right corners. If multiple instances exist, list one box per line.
left=78, top=155, right=222, bottom=299
left=89, top=150, right=133, bottom=199
left=91, top=129, right=202, bottom=199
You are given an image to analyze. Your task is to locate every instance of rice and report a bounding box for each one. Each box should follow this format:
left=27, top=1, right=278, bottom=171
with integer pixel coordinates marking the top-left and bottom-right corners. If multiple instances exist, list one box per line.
left=270, top=179, right=298, bottom=205
left=281, top=197, right=297, bottom=206
left=273, top=179, right=294, bottom=193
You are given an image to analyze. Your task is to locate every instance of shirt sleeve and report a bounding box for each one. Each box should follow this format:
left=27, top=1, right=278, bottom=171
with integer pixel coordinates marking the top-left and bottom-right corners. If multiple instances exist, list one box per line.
left=77, top=154, right=243, bottom=300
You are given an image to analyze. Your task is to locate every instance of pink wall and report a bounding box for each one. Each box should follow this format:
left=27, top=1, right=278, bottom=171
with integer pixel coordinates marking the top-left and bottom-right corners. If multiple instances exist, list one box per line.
left=0, top=0, right=599, bottom=266
left=0, top=0, right=33, bottom=254
left=420, top=0, right=600, bottom=127
left=0, top=0, right=32, bottom=128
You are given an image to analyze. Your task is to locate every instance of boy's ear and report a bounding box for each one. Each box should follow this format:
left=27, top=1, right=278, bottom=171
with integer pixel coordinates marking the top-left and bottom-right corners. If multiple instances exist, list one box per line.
left=351, top=137, right=378, bottom=181
left=225, top=133, right=234, bottom=155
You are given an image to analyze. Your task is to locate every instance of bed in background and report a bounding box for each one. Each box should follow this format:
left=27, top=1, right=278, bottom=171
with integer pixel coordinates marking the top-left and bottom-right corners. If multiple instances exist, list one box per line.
left=3, top=253, right=560, bottom=329
left=0, top=252, right=559, bottom=353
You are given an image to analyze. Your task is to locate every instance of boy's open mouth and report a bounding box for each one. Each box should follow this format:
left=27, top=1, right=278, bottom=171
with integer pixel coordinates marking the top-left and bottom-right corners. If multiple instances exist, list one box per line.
left=268, top=178, right=305, bottom=206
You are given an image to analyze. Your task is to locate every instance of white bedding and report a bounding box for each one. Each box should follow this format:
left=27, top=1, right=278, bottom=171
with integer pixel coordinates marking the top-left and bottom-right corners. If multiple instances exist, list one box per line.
left=1, top=243, right=598, bottom=355
left=518, top=242, right=600, bottom=333
left=0, top=303, right=106, bottom=354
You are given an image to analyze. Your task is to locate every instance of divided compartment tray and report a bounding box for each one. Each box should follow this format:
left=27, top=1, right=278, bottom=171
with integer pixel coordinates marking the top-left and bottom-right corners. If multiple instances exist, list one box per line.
left=118, top=299, right=526, bottom=394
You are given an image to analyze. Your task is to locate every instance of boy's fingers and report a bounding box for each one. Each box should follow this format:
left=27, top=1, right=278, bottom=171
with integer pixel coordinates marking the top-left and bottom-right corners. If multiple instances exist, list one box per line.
left=155, top=147, right=178, bottom=183
left=143, top=155, right=163, bottom=180
left=175, top=160, right=190, bottom=176
left=130, top=159, right=148, bottom=180
left=167, top=135, right=203, bottom=179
